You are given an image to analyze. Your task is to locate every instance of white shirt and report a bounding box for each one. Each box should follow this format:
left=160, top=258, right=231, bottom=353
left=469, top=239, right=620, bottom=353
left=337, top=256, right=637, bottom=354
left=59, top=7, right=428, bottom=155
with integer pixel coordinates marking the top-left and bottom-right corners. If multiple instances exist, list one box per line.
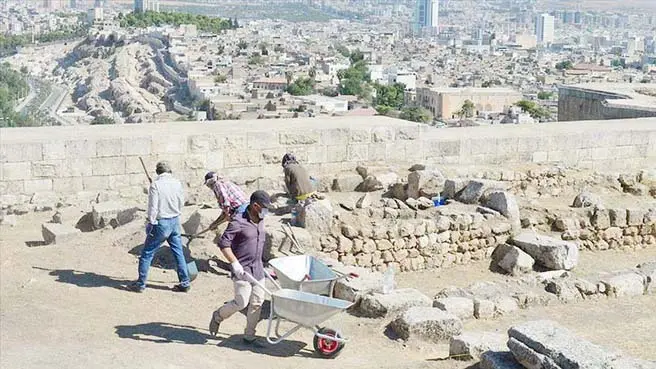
left=147, top=173, right=184, bottom=225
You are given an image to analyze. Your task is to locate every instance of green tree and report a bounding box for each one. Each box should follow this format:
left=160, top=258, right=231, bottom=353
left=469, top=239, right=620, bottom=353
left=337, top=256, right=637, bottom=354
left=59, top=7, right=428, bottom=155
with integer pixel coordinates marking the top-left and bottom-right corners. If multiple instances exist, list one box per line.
left=214, top=74, right=227, bottom=83
left=515, top=100, right=551, bottom=120
left=334, top=44, right=350, bottom=57
left=286, top=77, right=315, bottom=96
left=555, top=60, right=574, bottom=70
left=337, top=60, right=370, bottom=96
left=248, top=54, right=263, bottom=65
left=349, top=49, right=364, bottom=64
left=20, top=66, right=28, bottom=74
left=119, top=11, right=231, bottom=33
left=373, top=82, right=405, bottom=113
left=457, top=99, right=475, bottom=118
left=399, top=107, right=432, bottom=123
left=90, top=116, right=115, bottom=125
left=537, top=91, right=553, bottom=100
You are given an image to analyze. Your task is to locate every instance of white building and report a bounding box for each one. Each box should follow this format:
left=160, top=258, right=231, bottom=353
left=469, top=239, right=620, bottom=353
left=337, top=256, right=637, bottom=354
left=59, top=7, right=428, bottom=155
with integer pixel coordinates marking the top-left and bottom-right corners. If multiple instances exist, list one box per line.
left=627, top=37, right=644, bottom=56
left=535, top=13, right=555, bottom=45
left=388, top=68, right=417, bottom=90
left=297, top=95, right=348, bottom=113
left=87, top=7, right=104, bottom=23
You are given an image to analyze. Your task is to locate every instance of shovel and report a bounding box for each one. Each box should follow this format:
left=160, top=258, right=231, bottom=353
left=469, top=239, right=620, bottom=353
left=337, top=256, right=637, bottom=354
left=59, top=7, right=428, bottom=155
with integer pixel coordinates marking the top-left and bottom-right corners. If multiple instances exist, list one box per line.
left=181, top=227, right=212, bottom=282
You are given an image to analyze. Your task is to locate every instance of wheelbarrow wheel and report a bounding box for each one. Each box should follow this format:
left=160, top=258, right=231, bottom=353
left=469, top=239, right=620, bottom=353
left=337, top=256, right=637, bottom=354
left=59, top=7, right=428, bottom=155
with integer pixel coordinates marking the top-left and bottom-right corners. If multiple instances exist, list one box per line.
left=313, top=327, right=344, bottom=359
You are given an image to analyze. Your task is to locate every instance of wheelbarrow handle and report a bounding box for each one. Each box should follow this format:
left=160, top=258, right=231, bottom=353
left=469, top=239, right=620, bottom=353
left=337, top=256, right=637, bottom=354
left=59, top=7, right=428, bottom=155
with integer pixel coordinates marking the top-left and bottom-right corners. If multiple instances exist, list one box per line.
left=243, top=270, right=281, bottom=296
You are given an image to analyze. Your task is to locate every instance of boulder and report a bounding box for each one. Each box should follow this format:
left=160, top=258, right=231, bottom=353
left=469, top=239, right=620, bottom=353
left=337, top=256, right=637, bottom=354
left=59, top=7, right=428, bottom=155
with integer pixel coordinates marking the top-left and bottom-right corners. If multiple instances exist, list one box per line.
left=433, top=297, right=474, bottom=320
left=42, top=223, right=82, bottom=245
left=298, top=199, right=333, bottom=234
left=456, top=180, right=507, bottom=204
left=182, top=208, right=222, bottom=235
left=449, top=331, right=508, bottom=361
left=544, top=279, right=584, bottom=303
left=480, top=351, right=524, bottom=369
left=492, top=296, right=519, bottom=316
left=572, top=191, right=602, bottom=208
left=91, top=201, right=139, bottom=229
left=483, top=191, right=520, bottom=229
left=356, top=175, right=384, bottom=192
left=264, top=226, right=312, bottom=261
left=332, top=173, right=363, bottom=192
left=390, top=307, right=463, bottom=343
left=508, top=320, right=622, bottom=369
left=471, top=299, right=495, bottom=321
left=333, top=267, right=385, bottom=303
left=407, top=170, right=445, bottom=199
left=498, top=246, right=535, bottom=276
left=601, top=272, right=646, bottom=298
left=510, top=232, right=579, bottom=270
left=359, top=288, right=432, bottom=318
left=443, top=178, right=469, bottom=200
left=637, top=262, right=656, bottom=294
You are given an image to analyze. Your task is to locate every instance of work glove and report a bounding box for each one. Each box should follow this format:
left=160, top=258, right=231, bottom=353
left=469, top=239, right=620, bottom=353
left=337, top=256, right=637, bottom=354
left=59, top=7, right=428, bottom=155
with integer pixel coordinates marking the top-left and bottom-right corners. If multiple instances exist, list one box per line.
left=231, top=261, right=245, bottom=279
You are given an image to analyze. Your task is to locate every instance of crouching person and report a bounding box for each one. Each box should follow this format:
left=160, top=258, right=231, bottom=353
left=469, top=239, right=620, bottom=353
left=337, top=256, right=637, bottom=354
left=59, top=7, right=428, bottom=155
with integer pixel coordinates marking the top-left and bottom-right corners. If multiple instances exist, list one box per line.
left=208, top=190, right=273, bottom=345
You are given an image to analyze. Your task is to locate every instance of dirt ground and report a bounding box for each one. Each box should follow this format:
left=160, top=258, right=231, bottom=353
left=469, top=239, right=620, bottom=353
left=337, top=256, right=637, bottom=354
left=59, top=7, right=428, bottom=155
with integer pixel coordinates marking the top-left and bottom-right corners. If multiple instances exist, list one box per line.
left=1, top=211, right=655, bottom=369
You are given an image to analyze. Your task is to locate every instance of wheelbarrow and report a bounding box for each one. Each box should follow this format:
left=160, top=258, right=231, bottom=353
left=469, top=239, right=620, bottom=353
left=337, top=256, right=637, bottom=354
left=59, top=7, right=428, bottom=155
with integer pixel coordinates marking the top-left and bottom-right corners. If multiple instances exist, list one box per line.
left=244, top=272, right=353, bottom=359
left=268, top=255, right=358, bottom=297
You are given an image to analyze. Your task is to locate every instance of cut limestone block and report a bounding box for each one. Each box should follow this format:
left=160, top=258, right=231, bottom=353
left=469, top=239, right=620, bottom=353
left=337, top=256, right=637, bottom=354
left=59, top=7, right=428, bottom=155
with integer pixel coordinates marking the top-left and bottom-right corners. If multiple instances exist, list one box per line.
left=479, top=351, right=524, bottom=369
left=601, top=272, right=646, bottom=298
left=390, top=307, right=462, bottom=343
left=333, top=266, right=384, bottom=304
left=91, top=201, right=139, bottom=229
left=433, top=297, right=475, bottom=320
left=511, top=231, right=578, bottom=270
left=449, top=331, right=508, bottom=360
left=359, top=288, right=432, bottom=318
left=498, top=245, right=535, bottom=276
left=42, top=223, right=81, bottom=245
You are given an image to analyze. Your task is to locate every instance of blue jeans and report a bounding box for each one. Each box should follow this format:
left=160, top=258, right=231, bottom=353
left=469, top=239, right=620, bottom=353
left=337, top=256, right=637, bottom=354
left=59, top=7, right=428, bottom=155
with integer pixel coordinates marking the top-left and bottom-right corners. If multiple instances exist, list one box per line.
left=137, top=217, right=190, bottom=289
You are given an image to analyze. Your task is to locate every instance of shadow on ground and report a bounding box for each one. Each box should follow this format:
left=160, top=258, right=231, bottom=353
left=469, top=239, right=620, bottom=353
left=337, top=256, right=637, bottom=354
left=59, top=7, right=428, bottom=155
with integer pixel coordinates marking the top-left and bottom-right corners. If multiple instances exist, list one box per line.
left=32, top=266, right=170, bottom=292
left=114, top=321, right=313, bottom=358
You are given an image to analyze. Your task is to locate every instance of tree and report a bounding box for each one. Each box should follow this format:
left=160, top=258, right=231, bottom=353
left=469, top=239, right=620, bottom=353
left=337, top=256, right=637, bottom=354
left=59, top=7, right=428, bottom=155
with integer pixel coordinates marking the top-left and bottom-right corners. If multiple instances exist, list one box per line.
left=555, top=60, right=574, bottom=70
left=457, top=99, right=475, bottom=118
left=214, top=74, right=227, bottom=83
left=515, top=100, right=551, bottom=120
left=334, top=44, right=350, bottom=57
left=308, top=66, right=317, bottom=79
left=90, top=116, right=115, bottom=125
left=349, top=49, right=364, bottom=64
left=20, top=66, right=28, bottom=74
left=399, top=107, right=432, bottom=123
left=373, top=82, right=405, bottom=113
left=537, top=91, right=553, bottom=100
left=118, top=11, right=232, bottom=34
left=248, top=54, right=263, bottom=65
left=337, top=60, right=370, bottom=96
left=286, top=77, right=315, bottom=96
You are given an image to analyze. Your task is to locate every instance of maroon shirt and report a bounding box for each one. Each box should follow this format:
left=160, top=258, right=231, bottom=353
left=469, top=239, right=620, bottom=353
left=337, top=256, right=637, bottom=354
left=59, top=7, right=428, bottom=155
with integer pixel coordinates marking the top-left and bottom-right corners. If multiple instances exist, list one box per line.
left=218, top=208, right=265, bottom=280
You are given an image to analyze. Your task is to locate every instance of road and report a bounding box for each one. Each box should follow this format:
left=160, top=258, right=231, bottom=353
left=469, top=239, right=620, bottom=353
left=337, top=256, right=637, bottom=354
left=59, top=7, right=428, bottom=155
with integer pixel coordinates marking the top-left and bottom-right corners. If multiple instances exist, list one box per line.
left=13, top=78, right=37, bottom=113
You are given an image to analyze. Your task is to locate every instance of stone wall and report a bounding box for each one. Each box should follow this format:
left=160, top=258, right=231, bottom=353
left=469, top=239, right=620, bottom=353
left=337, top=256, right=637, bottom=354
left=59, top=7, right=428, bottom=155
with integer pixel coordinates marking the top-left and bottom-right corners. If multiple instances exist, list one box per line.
left=558, top=86, right=656, bottom=121
left=1, top=116, right=656, bottom=207
left=317, top=203, right=514, bottom=272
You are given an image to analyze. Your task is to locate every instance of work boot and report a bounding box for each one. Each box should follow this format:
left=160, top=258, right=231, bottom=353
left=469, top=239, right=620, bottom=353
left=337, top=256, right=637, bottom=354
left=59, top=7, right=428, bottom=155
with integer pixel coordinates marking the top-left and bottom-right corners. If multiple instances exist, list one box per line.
left=128, top=282, right=145, bottom=293
left=209, top=310, right=222, bottom=336
left=172, top=284, right=190, bottom=293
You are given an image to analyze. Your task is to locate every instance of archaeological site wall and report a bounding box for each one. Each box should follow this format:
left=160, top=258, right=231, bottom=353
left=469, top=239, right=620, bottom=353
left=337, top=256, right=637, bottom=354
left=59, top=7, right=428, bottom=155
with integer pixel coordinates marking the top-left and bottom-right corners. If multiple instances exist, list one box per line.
left=558, top=86, right=656, bottom=121
left=1, top=116, right=656, bottom=206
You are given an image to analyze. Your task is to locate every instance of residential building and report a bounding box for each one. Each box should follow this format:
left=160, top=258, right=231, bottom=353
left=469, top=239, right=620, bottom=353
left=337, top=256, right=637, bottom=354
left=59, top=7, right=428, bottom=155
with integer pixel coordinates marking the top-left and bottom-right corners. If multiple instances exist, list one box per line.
left=535, top=13, right=555, bottom=45
left=414, top=0, right=439, bottom=36
left=416, top=87, right=522, bottom=119
left=252, top=77, right=288, bottom=91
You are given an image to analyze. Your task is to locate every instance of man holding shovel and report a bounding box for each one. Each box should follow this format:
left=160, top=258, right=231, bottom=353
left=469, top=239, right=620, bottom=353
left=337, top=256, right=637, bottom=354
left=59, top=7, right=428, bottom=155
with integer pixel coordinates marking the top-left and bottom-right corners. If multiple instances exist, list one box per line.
left=204, top=172, right=249, bottom=231
left=129, top=161, right=191, bottom=293
left=208, top=190, right=273, bottom=345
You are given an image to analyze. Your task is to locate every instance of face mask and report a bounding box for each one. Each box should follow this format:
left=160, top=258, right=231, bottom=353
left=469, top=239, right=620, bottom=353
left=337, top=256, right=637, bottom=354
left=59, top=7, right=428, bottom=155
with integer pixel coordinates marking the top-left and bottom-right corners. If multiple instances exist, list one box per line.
left=259, top=208, right=269, bottom=218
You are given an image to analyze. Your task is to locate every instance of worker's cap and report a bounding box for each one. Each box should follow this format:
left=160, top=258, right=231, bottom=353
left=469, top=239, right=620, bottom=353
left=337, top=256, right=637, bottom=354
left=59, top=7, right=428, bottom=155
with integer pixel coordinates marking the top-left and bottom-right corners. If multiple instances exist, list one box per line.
left=204, top=171, right=217, bottom=185
left=250, top=190, right=274, bottom=209
left=156, top=161, right=172, bottom=174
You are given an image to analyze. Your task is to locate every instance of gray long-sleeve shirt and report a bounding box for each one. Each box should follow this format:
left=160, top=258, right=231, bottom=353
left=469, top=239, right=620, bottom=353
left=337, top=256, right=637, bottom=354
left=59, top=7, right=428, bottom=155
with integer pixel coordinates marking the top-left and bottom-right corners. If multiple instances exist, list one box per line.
left=147, top=173, right=184, bottom=225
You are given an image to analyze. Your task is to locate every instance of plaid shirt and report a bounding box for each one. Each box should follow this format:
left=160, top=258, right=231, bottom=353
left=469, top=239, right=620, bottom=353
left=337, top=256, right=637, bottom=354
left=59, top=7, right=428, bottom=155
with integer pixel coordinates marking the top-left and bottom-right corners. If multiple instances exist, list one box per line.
left=211, top=180, right=248, bottom=217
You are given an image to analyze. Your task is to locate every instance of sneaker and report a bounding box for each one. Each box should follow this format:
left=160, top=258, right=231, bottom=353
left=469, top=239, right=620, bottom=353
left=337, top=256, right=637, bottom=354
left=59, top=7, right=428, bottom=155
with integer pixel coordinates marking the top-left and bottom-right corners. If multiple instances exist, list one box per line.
left=172, top=284, right=190, bottom=293
left=209, top=311, right=222, bottom=337
left=128, top=282, right=145, bottom=293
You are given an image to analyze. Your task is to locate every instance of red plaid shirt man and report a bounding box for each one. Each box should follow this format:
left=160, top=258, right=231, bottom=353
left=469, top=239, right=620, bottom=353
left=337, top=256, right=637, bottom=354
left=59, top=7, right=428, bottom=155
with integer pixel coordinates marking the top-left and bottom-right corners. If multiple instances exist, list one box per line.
left=205, top=173, right=248, bottom=218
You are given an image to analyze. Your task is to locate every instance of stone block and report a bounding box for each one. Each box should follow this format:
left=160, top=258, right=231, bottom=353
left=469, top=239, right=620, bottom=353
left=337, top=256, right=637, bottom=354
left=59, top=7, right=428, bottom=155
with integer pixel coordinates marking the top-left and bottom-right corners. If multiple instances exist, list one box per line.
left=602, top=272, right=646, bottom=298
left=348, top=128, right=371, bottom=143
left=333, top=267, right=384, bottom=303
left=407, top=170, right=445, bottom=199
left=31, top=161, right=61, bottom=178
left=95, top=139, right=122, bottom=157
left=24, top=179, right=53, bottom=193
left=433, top=297, right=474, bottom=320
left=390, top=307, right=462, bottom=343
left=483, top=191, right=520, bottom=226
left=637, top=262, right=656, bottom=294
left=456, top=180, right=507, bottom=204
left=182, top=208, right=222, bottom=235
left=1, top=143, right=42, bottom=162
left=279, top=131, right=320, bottom=145
left=609, top=209, right=628, bottom=227
left=492, top=296, right=519, bottom=316
left=511, top=231, right=579, bottom=270
left=627, top=208, right=647, bottom=226
left=320, top=128, right=349, bottom=146
left=42, top=142, right=65, bottom=160
left=42, top=223, right=81, bottom=245
left=326, top=145, right=348, bottom=162
left=83, top=176, right=111, bottom=191
left=122, top=137, right=152, bottom=156
left=572, top=191, right=602, bottom=208
left=449, top=331, right=508, bottom=361
left=498, top=246, right=535, bottom=276
left=332, top=173, right=362, bottom=192
left=442, top=178, right=469, bottom=199
left=152, top=135, right=186, bottom=154
left=508, top=320, right=622, bottom=369
left=223, top=150, right=260, bottom=168
left=91, top=201, right=139, bottom=229
left=371, top=126, right=395, bottom=143
left=91, top=157, right=126, bottom=176
left=480, top=351, right=524, bottom=369
left=347, top=145, right=368, bottom=162
left=298, top=199, right=333, bottom=234
left=474, top=298, right=496, bottom=319
left=358, top=288, right=432, bottom=318
left=2, top=162, right=32, bottom=180
left=65, top=140, right=95, bottom=158
left=63, top=158, right=93, bottom=177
